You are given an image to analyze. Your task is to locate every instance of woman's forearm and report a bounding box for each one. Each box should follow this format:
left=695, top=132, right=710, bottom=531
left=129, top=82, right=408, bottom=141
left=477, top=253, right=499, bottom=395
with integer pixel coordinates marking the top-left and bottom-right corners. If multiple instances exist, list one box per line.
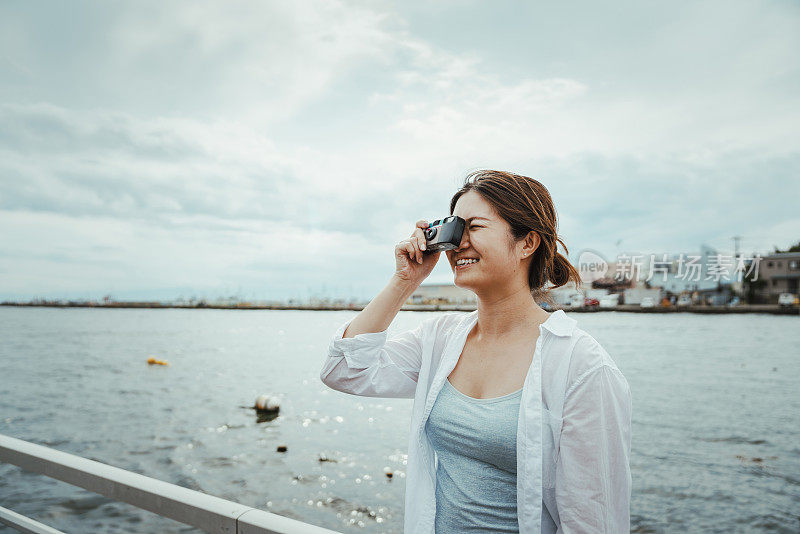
left=343, top=276, right=418, bottom=338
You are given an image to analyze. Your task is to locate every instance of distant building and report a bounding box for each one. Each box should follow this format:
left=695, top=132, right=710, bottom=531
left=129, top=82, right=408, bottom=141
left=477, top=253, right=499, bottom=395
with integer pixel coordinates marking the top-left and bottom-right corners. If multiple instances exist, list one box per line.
left=622, top=287, right=663, bottom=305
left=754, top=252, right=800, bottom=301
left=694, top=282, right=735, bottom=306
left=633, top=246, right=739, bottom=294
left=591, top=260, right=636, bottom=294
left=407, top=283, right=477, bottom=305
left=545, top=280, right=584, bottom=307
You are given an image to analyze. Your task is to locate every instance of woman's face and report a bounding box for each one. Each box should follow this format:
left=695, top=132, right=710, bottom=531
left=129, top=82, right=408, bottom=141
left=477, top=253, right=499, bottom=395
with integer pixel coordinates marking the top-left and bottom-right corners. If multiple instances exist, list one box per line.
left=446, top=190, right=527, bottom=292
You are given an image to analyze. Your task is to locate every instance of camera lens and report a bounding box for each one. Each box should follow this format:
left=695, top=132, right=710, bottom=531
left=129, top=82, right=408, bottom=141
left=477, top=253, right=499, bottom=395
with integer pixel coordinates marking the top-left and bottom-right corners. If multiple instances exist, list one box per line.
left=424, top=227, right=437, bottom=240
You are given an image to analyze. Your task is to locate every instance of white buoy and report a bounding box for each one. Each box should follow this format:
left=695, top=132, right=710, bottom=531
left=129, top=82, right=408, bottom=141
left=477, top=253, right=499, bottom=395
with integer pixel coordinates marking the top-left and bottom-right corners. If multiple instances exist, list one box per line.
left=254, top=394, right=281, bottom=413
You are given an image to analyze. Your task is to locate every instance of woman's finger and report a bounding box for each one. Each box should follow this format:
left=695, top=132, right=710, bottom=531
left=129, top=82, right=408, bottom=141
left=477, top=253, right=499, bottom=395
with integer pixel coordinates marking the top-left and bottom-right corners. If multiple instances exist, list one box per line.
left=403, top=238, right=422, bottom=264
left=406, top=239, right=422, bottom=263
left=397, top=240, right=412, bottom=260
left=414, top=227, right=427, bottom=253
left=409, top=239, right=422, bottom=264
left=400, top=240, right=414, bottom=261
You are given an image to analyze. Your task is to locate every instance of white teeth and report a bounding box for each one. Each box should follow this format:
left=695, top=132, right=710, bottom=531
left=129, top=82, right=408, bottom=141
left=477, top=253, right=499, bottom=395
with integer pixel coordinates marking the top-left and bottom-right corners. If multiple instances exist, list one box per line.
left=456, top=258, right=479, bottom=266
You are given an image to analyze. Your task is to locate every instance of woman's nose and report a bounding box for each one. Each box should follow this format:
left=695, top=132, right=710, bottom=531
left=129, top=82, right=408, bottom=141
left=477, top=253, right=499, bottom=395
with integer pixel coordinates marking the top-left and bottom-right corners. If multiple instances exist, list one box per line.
left=455, top=232, right=470, bottom=251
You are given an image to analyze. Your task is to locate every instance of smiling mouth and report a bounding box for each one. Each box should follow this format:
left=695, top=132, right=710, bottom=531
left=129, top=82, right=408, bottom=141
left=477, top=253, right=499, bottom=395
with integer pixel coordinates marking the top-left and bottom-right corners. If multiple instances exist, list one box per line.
left=455, top=259, right=479, bottom=269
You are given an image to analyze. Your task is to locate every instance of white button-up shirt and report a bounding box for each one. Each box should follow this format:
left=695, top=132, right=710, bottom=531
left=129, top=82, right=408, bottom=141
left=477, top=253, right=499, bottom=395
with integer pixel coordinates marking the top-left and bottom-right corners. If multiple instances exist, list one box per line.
left=320, top=309, right=632, bottom=533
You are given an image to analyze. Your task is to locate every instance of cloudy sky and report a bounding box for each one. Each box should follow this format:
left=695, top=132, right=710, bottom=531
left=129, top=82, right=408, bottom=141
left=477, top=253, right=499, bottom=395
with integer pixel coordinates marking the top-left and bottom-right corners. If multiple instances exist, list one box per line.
left=1, top=0, right=798, bottom=302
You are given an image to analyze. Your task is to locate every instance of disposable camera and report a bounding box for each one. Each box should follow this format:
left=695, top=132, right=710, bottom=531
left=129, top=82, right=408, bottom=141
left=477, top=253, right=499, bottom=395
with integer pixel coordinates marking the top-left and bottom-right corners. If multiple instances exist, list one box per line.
left=423, top=216, right=466, bottom=253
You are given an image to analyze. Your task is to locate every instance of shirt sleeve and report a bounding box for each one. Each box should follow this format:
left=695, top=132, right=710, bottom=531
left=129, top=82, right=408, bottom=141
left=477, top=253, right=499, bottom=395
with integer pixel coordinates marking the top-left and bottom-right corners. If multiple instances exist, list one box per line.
left=555, top=357, right=632, bottom=533
left=319, top=315, right=436, bottom=399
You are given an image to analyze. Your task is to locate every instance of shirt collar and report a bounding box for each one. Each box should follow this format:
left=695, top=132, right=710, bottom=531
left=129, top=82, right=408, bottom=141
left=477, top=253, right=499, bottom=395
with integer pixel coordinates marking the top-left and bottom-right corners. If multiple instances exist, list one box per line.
left=462, top=308, right=577, bottom=338
left=541, top=309, right=577, bottom=337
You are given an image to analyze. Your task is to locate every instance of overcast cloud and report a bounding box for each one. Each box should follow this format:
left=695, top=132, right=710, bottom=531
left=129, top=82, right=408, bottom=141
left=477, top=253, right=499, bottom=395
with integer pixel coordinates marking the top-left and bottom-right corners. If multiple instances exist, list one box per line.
left=1, top=0, right=798, bottom=301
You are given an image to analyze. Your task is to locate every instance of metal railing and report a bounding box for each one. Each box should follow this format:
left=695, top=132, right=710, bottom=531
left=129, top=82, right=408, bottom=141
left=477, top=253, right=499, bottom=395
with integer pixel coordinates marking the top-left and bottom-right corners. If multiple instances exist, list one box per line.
left=0, top=433, right=340, bottom=534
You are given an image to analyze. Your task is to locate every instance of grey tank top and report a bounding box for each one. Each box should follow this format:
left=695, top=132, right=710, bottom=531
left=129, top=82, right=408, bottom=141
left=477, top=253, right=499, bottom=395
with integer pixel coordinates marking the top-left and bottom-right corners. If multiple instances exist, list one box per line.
left=425, top=377, right=522, bottom=533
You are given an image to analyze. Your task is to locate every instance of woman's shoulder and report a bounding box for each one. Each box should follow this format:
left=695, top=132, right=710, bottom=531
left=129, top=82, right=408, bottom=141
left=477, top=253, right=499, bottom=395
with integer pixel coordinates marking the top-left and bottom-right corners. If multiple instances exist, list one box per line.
left=563, top=327, right=625, bottom=384
left=570, top=328, right=614, bottom=363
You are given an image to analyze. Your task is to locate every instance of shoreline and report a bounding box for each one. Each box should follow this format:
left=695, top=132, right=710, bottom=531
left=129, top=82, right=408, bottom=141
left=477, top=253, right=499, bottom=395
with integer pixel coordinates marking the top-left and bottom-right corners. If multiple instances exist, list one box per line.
left=1, top=302, right=797, bottom=315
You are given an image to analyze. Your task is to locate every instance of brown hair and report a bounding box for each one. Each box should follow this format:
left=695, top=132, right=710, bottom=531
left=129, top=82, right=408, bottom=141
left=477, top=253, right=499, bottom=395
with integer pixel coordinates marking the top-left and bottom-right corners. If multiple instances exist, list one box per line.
left=449, top=169, right=582, bottom=303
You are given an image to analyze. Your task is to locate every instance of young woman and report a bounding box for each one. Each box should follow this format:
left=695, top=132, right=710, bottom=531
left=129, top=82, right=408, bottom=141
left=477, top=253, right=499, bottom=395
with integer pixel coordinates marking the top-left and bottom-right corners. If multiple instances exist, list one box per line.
left=320, top=170, right=632, bottom=533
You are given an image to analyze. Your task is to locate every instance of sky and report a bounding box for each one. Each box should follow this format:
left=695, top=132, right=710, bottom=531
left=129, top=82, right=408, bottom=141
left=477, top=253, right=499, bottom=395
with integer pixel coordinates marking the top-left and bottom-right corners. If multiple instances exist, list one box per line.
left=1, top=0, right=798, bottom=302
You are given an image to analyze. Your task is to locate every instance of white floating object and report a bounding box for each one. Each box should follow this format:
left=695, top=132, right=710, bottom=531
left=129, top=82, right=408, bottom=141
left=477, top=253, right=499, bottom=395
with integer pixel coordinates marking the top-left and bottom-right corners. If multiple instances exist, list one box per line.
left=254, top=394, right=281, bottom=412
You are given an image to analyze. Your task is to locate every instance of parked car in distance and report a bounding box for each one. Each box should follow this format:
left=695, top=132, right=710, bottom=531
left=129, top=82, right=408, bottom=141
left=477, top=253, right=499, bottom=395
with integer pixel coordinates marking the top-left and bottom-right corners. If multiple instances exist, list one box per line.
left=778, top=293, right=797, bottom=307
left=568, top=294, right=585, bottom=308
left=599, top=294, right=620, bottom=308
left=677, top=294, right=692, bottom=307
left=640, top=297, right=655, bottom=308
left=584, top=297, right=600, bottom=307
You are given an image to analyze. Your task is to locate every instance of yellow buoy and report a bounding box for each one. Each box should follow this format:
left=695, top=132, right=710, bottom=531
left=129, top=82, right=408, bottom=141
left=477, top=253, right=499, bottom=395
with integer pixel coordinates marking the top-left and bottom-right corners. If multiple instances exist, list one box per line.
left=147, top=356, right=169, bottom=366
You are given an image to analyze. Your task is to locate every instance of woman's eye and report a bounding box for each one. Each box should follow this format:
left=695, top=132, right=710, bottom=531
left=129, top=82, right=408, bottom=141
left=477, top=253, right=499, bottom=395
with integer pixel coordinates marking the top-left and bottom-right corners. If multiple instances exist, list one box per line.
left=470, top=225, right=482, bottom=230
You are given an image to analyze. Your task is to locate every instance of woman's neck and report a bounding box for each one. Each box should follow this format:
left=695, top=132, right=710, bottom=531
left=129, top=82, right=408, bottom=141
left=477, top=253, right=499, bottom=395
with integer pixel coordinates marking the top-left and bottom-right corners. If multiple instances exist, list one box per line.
left=473, top=288, right=549, bottom=339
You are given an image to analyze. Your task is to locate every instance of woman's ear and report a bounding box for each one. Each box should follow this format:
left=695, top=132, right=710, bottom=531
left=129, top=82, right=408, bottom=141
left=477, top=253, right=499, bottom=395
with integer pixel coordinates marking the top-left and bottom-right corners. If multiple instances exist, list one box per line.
left=522, top=231, right=540, bottom=258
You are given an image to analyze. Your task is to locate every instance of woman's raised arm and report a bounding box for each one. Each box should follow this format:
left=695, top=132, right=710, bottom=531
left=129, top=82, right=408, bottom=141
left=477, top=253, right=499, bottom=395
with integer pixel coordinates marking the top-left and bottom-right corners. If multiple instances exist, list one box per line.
left=319, top=219, right=443, bottom=398
left=343, top=219, right=439, bottom=338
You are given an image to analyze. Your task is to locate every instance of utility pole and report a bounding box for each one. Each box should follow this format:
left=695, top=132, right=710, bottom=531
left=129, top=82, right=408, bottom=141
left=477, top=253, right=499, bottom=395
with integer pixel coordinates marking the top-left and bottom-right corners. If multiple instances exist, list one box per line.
left=732, top=235, right=743, bottom=296
left=732, top=236, right=741, bottom=259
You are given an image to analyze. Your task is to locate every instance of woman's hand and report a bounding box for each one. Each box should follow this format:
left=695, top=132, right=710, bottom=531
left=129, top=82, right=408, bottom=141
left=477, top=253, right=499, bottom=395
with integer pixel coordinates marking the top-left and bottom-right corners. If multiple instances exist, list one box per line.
left=393, top=219, right=441, bottom=286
